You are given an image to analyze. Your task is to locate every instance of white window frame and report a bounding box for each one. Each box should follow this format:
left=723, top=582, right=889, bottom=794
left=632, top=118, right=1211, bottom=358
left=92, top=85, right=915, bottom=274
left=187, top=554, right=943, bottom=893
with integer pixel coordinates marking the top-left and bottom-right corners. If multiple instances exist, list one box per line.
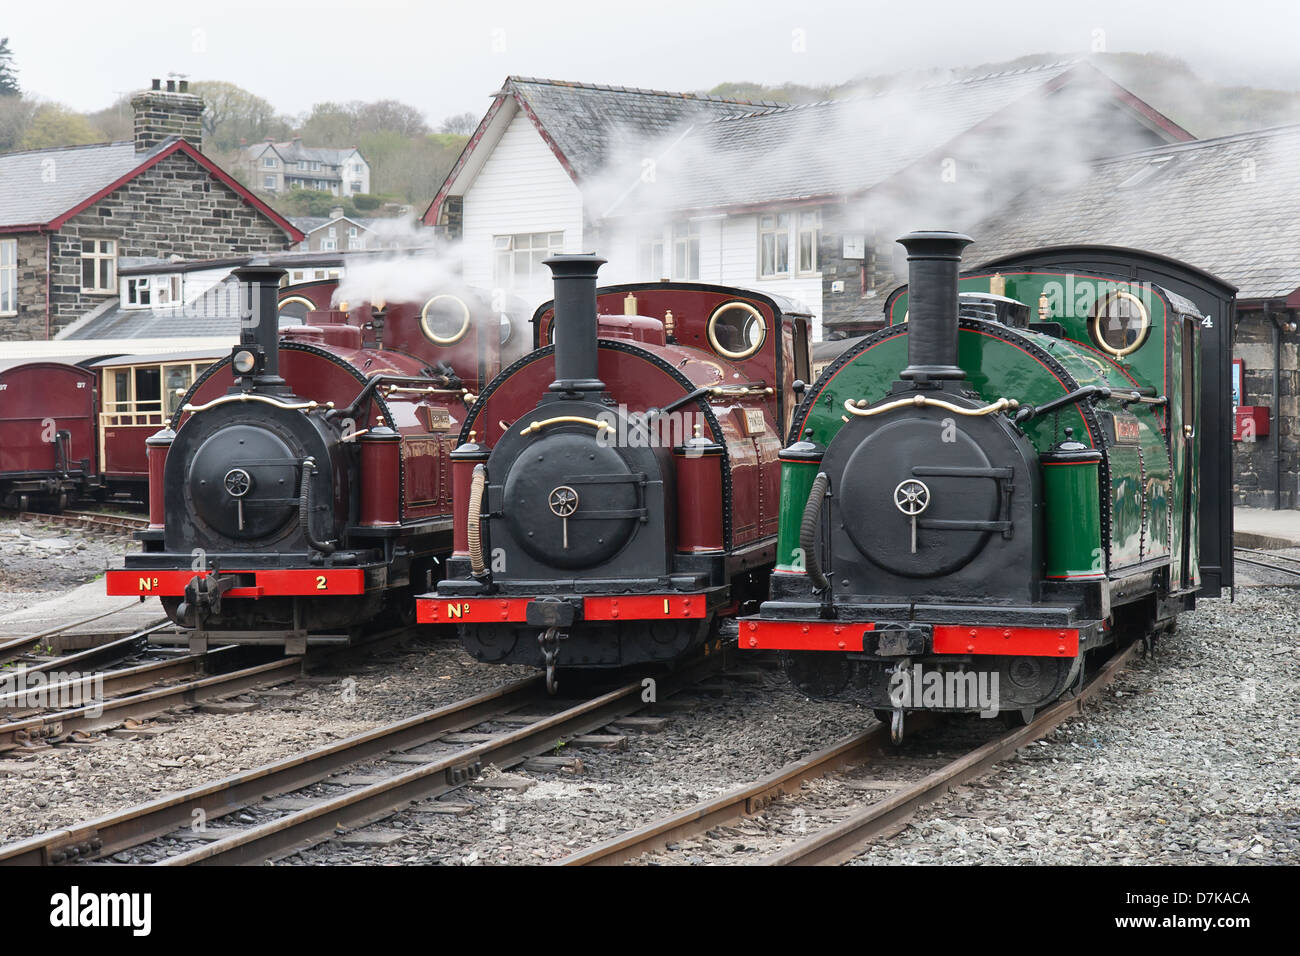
left=493, top=232, right=565, bottom=287
left=80, top=238, right=117, bottom=293
left=758, top=213, right=791, bottom=279
left=797, top=210, right=821, bottom=276
left=262, top=156, right=276, bottom=168
left=637, top=233, right=665, bottom=280
left=158, top=274, right=181, bottom=306
left=0, top=238, right=16, bottom=316
left=123, top=276, right=151, bottom=309
left=672, top=220, right=700, bottom=280
left=322, top=239, right=337, bottom=251
left=348, top=226, right=358, bottom=238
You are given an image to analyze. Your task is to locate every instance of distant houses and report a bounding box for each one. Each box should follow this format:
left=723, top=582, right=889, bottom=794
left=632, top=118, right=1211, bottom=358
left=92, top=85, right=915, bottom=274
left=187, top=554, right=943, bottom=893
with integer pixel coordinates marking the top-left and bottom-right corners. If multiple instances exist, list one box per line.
left=0, top=78, right=302, bottom=341
left=289, top=206, right=413, bottom=255
left=245, top=139, right=371, bottom=197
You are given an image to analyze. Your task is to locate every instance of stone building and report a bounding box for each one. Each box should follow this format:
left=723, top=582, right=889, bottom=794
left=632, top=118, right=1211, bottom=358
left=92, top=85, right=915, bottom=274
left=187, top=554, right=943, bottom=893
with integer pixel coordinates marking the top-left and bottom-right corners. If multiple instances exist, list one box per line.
left=0, top=79, right=303, bottom=341
left=969, top=124, right=1300, bottom=508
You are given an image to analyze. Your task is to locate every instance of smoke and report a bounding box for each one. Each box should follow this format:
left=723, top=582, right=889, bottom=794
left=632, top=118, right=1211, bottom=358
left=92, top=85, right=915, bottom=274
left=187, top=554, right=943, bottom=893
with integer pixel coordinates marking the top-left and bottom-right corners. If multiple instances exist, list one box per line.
left=574, top=62, right=1165, bottom=335
left=329, top=242, right=463, bottom=309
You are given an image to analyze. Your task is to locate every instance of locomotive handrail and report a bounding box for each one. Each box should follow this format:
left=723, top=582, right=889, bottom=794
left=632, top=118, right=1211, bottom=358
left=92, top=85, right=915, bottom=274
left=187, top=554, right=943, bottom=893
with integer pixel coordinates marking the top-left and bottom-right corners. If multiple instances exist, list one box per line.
left=182, top=394, right=333, bottom=413
left=383, top=384, right=477, bottom=404
left=844, top=395, right=1018, bottom=419
left=518, top=416, right=616, bottom=437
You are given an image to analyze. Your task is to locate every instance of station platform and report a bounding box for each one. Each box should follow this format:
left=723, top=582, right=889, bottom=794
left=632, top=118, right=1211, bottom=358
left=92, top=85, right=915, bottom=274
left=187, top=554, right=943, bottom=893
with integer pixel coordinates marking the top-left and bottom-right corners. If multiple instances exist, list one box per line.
left=0, top=580, right=167, bottom=651
left=1234, top=506, right=1300, bottom=549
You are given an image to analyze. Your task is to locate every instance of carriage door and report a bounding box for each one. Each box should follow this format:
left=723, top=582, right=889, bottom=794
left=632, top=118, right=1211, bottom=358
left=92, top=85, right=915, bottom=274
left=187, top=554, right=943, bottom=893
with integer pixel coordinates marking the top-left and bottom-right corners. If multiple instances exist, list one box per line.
left=1180, top=316, right=1200, bottom=590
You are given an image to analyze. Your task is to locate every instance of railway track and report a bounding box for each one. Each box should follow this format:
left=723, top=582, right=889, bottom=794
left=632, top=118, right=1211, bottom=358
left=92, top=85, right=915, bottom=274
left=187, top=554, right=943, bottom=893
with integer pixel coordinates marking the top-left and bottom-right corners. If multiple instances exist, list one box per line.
left=0, top=641, right=301, bottom=754
left=1233, top=546, right=1300, bottom=580
left=0, top=601, right=157, bottom=665
left=0, top=655, right=722, bottom=865
left=9, top=508, right=147, bottom=536
left=558, top=641, right=1141, bottom=866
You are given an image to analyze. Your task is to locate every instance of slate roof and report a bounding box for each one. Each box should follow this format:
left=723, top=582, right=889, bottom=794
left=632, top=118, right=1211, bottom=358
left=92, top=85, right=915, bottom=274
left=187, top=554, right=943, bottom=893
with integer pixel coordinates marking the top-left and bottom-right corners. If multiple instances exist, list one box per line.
left=0, top=141, right=148, bottom=228
left=506, top=77, right=782, bottom=179
left=967, top=124, right=1300, bottom=301
left=290, top=215, right=384, bottom=235
left=61, top=277, right=247, bottom=340
left=642, top=62, right=1099, bottom=212
left=0, top=138, right=304, bottom=240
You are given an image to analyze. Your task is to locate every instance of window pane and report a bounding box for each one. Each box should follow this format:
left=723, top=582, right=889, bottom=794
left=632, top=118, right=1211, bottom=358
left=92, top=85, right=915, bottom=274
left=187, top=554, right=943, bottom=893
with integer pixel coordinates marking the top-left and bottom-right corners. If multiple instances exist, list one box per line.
left=82, top=258, right=94, bottom=288
left=800, top=234, right=814, bottom=272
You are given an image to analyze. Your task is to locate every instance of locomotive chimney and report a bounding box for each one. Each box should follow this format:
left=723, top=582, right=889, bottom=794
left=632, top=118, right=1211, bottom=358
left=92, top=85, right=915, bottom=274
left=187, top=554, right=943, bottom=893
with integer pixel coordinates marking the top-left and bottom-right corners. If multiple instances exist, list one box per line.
left=234, top=264, right=288, bottom=391
left=544, top=253, right=607, bottom=395
left=898, top=230, right=973, bottom=383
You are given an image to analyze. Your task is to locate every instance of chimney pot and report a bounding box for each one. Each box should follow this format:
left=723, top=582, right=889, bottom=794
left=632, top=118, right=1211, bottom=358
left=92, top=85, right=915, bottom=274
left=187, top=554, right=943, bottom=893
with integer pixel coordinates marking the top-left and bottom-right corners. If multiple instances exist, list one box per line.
left=151, top=78, right=161, bottom=91
left=897, top=230, right=974, bottom=383
left=179, top=79, right=189, bottom=93
left=166, top=79, right=175, bottom=92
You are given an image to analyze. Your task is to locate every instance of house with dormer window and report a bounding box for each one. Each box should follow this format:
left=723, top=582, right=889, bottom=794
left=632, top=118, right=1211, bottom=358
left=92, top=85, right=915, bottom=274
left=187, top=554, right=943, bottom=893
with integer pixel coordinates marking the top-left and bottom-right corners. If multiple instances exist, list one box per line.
left=0, top=78, right=302, bottom=341
left=425, top=67, right=1192, bottom=338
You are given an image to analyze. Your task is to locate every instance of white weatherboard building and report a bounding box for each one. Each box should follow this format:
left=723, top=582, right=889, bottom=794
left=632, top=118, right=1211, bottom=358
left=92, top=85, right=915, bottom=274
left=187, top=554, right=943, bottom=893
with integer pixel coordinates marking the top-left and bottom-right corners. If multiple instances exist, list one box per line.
left=424, top=69, right=1192, bottom=339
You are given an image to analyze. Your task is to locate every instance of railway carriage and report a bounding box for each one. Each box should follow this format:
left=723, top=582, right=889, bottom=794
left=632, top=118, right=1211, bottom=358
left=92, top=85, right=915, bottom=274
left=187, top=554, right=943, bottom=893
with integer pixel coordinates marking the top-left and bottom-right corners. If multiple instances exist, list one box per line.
left=745, top=231, right=1233, bottom=739
left=0, top=350, right=225, bottom=509
left=422, top=256, right=812, bottom=690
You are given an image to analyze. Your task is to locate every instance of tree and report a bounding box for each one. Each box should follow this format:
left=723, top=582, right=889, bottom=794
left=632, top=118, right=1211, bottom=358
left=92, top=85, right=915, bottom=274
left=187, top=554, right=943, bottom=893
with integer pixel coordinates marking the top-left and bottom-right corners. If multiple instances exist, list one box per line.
left=85, top=94, right=133, bottom=142
left=20, top=103, right=101, bottom=149
left=0, top=95, right=38, bottom=151
left=190, top=80, right=291, bottom=151
left=438, top=111, right=477, bottom=135
left=0, top=38, right=19, bottom=97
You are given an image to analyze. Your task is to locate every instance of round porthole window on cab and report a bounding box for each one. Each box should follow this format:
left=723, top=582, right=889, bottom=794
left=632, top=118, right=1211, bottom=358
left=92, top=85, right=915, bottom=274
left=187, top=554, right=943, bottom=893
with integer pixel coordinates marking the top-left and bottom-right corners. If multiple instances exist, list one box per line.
left=420, top=294, right=471, bottom=345
left=707, top=302, right=766, bottom=360
left=1091, top=290, right=1151, bottom=357
left=277, top=295, right=316, bottom=323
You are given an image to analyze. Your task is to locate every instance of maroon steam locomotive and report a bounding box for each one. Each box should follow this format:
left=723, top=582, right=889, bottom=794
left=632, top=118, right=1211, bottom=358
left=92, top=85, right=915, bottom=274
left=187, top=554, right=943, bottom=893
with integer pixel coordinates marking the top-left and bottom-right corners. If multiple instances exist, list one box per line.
left=420, top=254, right=812, bottom=690
left=105, top=265, right=525, bottom=650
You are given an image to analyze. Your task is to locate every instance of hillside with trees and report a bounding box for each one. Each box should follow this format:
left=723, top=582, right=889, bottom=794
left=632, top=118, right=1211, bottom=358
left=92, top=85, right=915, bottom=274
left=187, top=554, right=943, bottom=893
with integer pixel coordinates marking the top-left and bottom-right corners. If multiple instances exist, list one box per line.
left=2, top=38, right=1298, bottom=213
left=706, top=53, right=1300, bottom=139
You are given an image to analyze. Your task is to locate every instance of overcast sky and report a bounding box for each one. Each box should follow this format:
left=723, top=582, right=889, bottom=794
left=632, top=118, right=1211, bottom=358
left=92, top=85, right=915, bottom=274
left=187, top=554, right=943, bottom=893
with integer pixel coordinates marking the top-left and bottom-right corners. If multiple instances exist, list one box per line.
left=8, top=0, right=1300, bottom=123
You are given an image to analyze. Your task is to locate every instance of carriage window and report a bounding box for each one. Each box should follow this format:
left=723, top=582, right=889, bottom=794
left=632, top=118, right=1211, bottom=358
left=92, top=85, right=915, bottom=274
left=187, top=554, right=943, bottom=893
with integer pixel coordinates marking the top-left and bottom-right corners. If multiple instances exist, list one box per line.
left=420, top=294, right=471, bottom=345
left=1091, top=290, right=1151, bottom=357
left=134, top=367, right=161, bottom=414
left=708, top=302, right=767, bottom=360
left=164, top=365, right=194, bottom=417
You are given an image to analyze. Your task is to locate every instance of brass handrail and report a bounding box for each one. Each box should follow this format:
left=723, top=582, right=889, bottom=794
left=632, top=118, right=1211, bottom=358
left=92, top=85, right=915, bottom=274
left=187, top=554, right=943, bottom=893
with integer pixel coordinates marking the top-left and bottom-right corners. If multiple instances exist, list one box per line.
left=519, top=416, right=616, bottom=437
left=843, top=395, right=1018, bottom=418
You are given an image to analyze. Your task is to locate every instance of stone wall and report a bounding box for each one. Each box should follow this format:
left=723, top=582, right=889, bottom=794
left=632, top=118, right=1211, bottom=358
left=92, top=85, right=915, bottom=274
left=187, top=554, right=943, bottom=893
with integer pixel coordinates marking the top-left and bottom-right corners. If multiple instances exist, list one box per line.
left=0, top=233, right=50, bottom=341
left=1232, top=309, right=1300, bottom=508
left=47, top=151, right=290, bottom=334
left=130, top=88, right=203, bottom=152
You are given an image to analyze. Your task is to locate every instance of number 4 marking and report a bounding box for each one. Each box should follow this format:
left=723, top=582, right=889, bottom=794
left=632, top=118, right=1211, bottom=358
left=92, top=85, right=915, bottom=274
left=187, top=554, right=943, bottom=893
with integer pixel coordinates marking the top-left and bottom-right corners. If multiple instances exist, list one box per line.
left=1201, top=316, right=1214, bottom=328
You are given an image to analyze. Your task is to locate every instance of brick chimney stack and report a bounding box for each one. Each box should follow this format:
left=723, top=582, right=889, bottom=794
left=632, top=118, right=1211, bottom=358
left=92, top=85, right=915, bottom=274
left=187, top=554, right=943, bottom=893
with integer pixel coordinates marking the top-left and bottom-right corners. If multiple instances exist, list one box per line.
left=130, top=78, right=204, bottom=153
